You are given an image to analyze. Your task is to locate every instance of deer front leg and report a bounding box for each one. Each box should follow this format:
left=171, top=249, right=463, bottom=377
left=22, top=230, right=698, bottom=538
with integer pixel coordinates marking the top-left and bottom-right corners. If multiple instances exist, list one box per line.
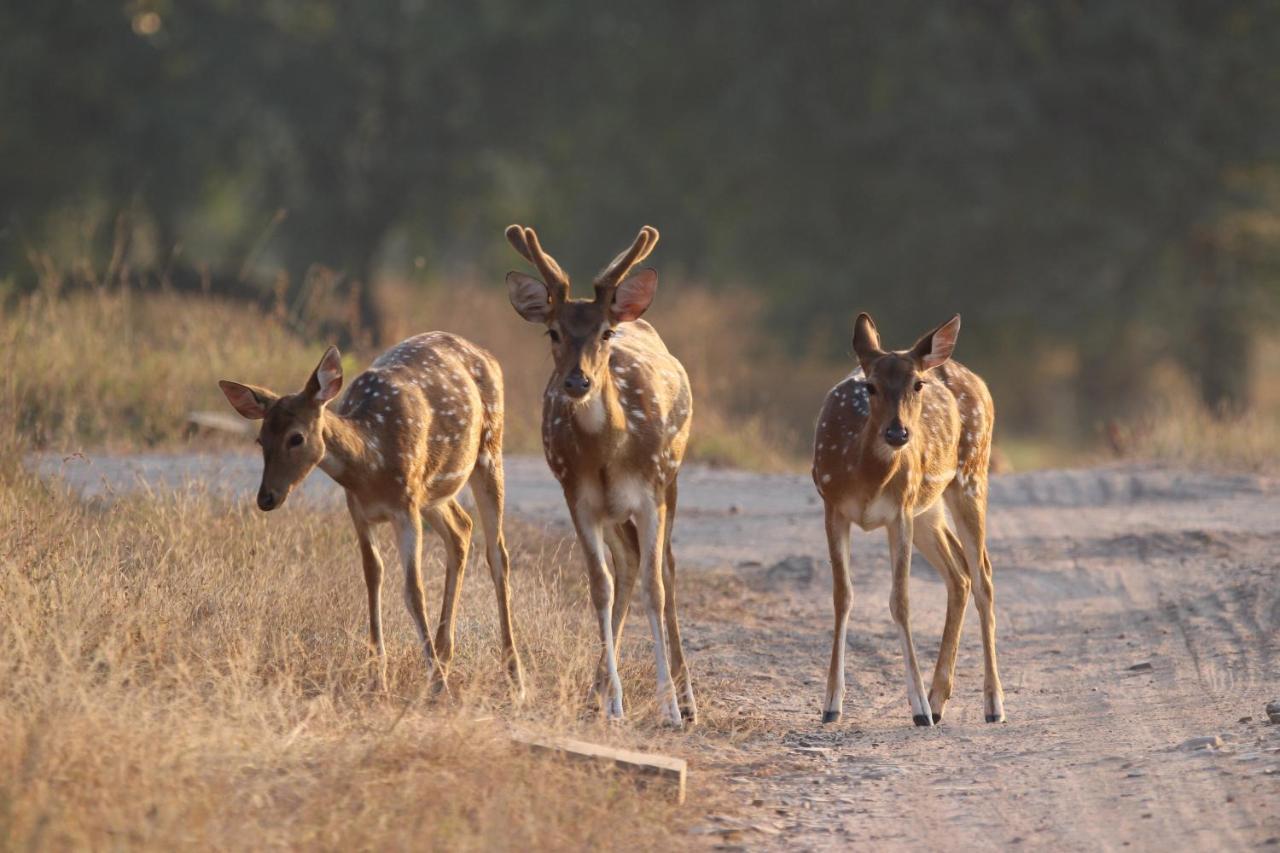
left=570, top=506, right=624, bottom=721
left=637, top=494, right=682, bottom=726
left=887, top=513, right=933, bottom=726
left=347, top=496, right=387, bottom=693
left=393, top=507, right=442, bottom=691
left=823, top=502, right=853, bottom=723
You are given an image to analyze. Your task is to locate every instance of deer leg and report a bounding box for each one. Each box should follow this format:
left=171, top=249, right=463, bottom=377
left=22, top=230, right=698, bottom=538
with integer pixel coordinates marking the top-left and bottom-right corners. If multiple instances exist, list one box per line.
left=601, top=522, right=640, bottom=700
left=887, top=513, right=933, bottom=726
left=912, top=503, right=971, bottom=724
left=823, top=502, right=853, bottom=723
left=347, top=495, right=387, bottom=692
left=946, top=487, right=1005, bottom=722
left=468, top=461, right=525, bottom=699
left=393, top=506, right=442, bottom=691
left=662, top=479, right=697, bottom=724
left=637, top=493, right=682, bottom=726
left=423, top=499, right=472, bottom=677
left=570, top=506, right=624, bottom=720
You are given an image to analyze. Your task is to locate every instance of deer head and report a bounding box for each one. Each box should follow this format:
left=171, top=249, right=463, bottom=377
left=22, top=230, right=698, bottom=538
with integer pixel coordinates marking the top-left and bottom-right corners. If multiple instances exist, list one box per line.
left=219, top=347, right=344, bottom=510
left=505, top=225, right=660, bottom=401
left=852, top=313, right=961, bottom=451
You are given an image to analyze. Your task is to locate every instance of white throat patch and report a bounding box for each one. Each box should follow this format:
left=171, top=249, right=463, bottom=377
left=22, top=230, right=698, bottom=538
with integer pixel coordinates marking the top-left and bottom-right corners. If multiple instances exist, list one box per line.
left=573, top=393, right=606, bottom=434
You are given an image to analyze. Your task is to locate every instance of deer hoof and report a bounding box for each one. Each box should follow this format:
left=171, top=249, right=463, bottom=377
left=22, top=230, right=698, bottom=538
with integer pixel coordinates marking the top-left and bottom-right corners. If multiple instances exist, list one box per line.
left=985, top=713, right=1006, bottom=723
left=913, top=714, right=934, bottom=727
left=822, top=710, right=842, bottom=724
left=931, top=712, right=943, bottom=725
left=680, top=705, right=698, bottom=726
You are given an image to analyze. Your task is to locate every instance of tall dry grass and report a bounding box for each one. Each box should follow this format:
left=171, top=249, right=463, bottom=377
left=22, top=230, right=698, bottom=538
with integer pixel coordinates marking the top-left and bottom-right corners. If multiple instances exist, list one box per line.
left=3, top=283, right=832, bottom=468
left=2, top=290, right=322, bottom=450
left=1104, top=344, right=1280, bottom=475
left=0, top=425, right=718, bottom=849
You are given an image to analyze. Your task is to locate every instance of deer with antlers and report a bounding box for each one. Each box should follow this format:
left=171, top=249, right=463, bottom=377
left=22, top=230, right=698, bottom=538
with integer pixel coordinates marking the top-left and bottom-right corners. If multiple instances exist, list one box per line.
left=813, top=313, right=1004, bottom=727
left=218, top=334, right=524, bottom=697
left=505, top=224, right=696, bottom=726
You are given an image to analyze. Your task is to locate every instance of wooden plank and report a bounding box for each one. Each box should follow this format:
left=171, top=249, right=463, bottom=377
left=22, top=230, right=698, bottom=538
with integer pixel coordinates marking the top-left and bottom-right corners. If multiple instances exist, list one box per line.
left=186, top=410, right=254, bottom=437
left=510, top=730, right=687, bottom=803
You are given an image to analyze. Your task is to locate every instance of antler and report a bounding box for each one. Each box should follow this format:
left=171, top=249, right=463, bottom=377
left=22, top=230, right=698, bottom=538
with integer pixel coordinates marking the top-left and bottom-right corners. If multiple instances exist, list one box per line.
left=593, top=225, right=660, bottom=302
left=506, top=224, right=570, bottom=302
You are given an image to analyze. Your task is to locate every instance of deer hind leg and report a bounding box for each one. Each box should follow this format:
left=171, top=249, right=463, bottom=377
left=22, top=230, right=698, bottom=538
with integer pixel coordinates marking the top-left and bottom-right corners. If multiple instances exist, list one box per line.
left=571, top=507, right=625, bottom=720
left=637, top=492, right=682, bottom=726
left=945, top=485, right=1005, bottom=722
left=423, top=498, right=472, bottom=677
left=887, top=513, right=934, bottom=726
left=468, top=458, right=525, bottom=698
left=393, top=506, right=442, bottom=690
left=912, top=503, right=971, bottom=724
left=662, top=479, right=697, bottom=724
left=347, top=495, right=387, bottom=692
left=823, top=502, right=853, bottom=723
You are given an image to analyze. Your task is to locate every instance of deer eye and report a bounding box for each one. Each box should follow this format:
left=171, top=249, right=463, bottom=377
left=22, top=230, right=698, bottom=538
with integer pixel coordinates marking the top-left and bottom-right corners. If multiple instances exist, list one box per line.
left=601, top=329, right=614, bottom=342
left=287, top=433, right=304, bottom=448
left=914, top=380, right=925, bottom=392
left=865, top=383, right=877, bottom=396
left=547, top=329, right=561, bottom=343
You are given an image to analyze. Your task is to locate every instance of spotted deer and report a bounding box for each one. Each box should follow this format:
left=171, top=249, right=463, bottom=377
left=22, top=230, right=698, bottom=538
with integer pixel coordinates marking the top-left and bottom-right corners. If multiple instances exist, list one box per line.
left=813, top=313, right=1004, bottom=727
left=218, top=334, right=524, bottom=696
left=505, top=224, right=696, bottom=726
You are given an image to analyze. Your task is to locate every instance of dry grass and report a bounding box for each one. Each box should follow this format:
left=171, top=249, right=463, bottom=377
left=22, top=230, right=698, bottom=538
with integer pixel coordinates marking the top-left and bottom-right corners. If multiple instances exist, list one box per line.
left=2, top=290, right=322, bottom=450
left=0, top=424, right=727, bottom=849
left=4, top=285, right=822, bottom=469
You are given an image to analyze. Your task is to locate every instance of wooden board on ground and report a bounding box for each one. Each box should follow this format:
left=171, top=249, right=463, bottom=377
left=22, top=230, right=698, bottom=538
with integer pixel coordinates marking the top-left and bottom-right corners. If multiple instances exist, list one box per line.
left=510, top=730, right=687, bottom=804
left=187, top=410, right=254, bottom=437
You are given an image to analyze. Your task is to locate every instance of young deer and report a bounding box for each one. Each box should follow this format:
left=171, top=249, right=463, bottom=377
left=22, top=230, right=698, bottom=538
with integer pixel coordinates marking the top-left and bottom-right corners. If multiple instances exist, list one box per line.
left=218, top=334, right=524, bottom=696
left=813, top=313, right=1004, bottom=727
left=505, top=224, right=696, bottom=726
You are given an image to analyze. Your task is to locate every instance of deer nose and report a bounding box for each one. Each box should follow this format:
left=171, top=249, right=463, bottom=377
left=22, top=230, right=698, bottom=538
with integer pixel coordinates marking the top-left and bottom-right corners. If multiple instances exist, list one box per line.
left=884, top=423, right=910, bottom=448
left=257, top=489, right=278, bottom=511
left=564, top=370, right=591, bottom=397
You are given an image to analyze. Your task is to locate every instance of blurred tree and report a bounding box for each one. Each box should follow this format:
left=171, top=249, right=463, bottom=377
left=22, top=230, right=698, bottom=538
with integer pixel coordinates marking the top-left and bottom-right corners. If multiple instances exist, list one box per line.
left=3, top=0, right=1279, bottom=426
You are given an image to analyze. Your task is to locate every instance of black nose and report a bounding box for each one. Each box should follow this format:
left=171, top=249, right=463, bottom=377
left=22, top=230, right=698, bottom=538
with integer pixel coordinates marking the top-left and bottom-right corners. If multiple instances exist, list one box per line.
left=884, top=424, right=910, bottom=447
left=257, top=490, right=277, bottom=511
left=564, top=370, right=591, bottom=397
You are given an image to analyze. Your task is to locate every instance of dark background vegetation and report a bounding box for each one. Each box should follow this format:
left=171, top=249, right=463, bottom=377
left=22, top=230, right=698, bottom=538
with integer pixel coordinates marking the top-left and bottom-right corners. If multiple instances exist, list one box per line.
left=4, top=1, right=1280, bottom=461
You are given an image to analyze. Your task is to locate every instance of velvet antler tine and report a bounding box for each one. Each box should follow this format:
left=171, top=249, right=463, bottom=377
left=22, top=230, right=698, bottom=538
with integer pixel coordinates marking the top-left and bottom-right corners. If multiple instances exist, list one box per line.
left=506, top=223, right=569, bottom=302
left=593, top=226, right=661, bottom=301
left=523, top=228, right=568, bottom=289
left=505, top=224, right=533, bottom=260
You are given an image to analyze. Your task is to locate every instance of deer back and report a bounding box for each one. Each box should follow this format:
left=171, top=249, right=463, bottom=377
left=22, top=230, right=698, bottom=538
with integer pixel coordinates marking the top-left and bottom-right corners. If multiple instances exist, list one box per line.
left=334, top=332, right=502, bottom=509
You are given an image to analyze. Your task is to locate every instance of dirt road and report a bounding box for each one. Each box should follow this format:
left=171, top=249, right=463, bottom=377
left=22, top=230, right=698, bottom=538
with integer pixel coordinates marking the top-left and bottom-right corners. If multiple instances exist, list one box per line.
left=33, top=452, right=1280, bottom=850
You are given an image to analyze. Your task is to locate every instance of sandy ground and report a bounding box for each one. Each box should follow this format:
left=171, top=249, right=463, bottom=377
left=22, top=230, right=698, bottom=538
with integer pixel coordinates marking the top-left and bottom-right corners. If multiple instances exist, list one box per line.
left=31, top=451, right=1280, bottom=850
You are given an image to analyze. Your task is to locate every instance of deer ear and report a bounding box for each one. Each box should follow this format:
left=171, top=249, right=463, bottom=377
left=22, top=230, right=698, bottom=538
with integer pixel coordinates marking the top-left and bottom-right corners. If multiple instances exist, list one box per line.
left=507, top=272, right=552, bottom=323
left=219, top=380, right=276, bottom=420
left=911, top=314, right=961, bottom=370
left=305, top=346, right=344, bottom=404
left=852, top=313, right=884, bottom=368
left=611, top=268, right=657, bottom=323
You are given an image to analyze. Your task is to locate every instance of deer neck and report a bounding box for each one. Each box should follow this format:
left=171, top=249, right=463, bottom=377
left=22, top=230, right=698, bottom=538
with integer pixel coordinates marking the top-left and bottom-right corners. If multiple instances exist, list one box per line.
left=570, top=374, right=628, bottom=446
left=318, top=411, right=379, bottom=491
left=855, top=420, right=903, bottom=493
